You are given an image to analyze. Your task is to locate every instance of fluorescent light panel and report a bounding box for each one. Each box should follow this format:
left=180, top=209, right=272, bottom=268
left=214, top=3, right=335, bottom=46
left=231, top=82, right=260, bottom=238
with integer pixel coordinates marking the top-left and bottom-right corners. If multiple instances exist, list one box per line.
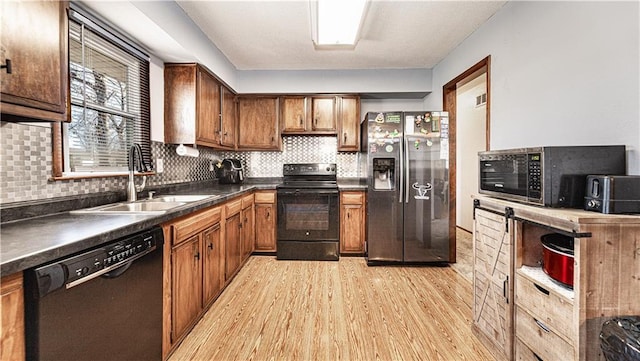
left=312, top=0, right=367, bottom=47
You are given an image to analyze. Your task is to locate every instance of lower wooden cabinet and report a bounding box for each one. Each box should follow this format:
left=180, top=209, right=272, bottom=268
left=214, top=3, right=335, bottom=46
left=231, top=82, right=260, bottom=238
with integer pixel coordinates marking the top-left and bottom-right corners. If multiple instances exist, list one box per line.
left=171, top=234, right=203, bottom=340
left=340, top=191, right=366, bottom=254
left=163, top=205, right=223, bottom=352
left=1, top=273, right=25, bottom=361
left=202, top=223, right=224, bottom=308
left=254, top=191, right=277, bottom=252
left=224, top=198, right=242, bottom=281
left=241, top=194, right=255, bottom=262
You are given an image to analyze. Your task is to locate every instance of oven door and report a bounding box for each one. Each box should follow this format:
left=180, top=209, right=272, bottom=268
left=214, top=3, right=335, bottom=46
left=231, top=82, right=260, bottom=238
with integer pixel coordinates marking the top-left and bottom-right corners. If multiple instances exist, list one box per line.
left=277, top=188, right=339, bottom=241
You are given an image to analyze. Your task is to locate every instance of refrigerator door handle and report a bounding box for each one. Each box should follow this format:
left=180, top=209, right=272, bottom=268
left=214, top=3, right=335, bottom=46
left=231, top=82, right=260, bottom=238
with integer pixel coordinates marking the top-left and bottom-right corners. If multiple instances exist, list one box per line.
left=405, top=137, right=410, bottom=203
left=399, top=138, right=404, bottom=203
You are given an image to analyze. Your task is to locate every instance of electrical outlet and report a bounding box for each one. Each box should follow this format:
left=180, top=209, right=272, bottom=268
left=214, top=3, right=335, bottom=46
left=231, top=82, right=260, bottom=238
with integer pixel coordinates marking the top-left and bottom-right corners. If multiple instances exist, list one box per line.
left=156, top=158, right=164, bottom=173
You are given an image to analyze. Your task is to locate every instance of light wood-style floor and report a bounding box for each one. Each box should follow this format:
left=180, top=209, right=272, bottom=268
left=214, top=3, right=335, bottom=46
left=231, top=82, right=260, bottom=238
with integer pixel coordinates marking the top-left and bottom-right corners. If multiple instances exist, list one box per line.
left=169, top=256, right=499, bottom=361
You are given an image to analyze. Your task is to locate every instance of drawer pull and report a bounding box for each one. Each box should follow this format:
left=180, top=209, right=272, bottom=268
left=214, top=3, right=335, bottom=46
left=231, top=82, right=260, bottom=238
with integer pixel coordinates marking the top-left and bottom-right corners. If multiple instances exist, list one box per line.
left=534, top=283, right=550, bottom=295
left=533, top=352, right=543, bottom=361
left=534, top=318, right=551, bottom=333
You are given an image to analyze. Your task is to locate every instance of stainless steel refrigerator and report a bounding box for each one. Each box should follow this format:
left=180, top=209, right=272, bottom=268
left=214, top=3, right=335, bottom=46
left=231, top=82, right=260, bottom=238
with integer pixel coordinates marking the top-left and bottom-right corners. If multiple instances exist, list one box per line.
left=363, top=111, right=451, bottom=264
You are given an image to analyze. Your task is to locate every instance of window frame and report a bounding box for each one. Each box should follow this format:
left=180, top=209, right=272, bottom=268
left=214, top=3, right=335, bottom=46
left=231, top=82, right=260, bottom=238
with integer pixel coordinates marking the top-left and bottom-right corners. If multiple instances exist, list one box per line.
left=52, top=6, right=153, bottom=180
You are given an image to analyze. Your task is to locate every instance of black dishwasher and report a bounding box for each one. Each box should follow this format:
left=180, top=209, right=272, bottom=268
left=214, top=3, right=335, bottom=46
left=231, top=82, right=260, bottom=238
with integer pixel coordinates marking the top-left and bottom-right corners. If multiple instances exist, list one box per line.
left=24, top=227, right=164, bottom=361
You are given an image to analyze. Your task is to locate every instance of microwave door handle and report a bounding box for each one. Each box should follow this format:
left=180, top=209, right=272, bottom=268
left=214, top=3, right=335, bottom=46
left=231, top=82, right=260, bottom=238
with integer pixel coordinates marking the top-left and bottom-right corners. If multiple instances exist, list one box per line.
left=405, top=137, right=410, bottom=203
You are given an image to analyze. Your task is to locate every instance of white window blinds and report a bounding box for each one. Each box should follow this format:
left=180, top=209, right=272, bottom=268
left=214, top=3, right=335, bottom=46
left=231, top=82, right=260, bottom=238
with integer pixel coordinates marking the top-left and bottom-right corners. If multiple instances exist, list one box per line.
left=64, top=9, right=152, bottom=174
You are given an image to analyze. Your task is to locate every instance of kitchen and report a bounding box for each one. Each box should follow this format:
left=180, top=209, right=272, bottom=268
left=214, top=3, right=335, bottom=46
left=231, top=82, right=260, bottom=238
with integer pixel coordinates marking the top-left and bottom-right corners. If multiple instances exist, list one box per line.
left=1, top=1, right=639, bottom=361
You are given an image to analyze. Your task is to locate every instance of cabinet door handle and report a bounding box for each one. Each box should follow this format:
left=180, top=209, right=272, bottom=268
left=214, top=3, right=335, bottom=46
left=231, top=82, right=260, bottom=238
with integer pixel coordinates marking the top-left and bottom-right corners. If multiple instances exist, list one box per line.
left=299, top=115, right=303, bottom=126
left=208, top=243, right=214, bottom=250
left=502, top=276, right=509, bottom=304
left=534, top=283, right=550, bottom=295
left=534, top=318, right=550, bottom=333
left=1, top=59, right=11, bottom=74
left=347, top=212, right=350, bottom=219
left=266, top=211, right=270, bottom=219
left=194, top=251, right=200, bottom=260
left=343, top=132, right=347, bottom=143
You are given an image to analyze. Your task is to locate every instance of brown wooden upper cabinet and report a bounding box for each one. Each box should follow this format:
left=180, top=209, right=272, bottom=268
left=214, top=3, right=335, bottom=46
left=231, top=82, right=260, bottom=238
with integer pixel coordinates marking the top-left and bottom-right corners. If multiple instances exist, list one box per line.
left=280, top=96, right=308, bottom=133
left=164, top=63, right=236, bottom=150
left=220, top=86, right=237, bottom=148
left=337, top=95, right=361, bottom=151
left=281, top=95, right=338, bottom=134
left=237, top=96, right=281, bottom=150
left=311, top=96, right=337, bottom=132
left=1, top=0, right=69, bottom=122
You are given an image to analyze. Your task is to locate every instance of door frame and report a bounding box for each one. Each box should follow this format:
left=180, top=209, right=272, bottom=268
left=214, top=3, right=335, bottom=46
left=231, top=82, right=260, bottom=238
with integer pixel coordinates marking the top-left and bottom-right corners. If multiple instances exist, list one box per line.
left=442, top=55, right=491, bottom=263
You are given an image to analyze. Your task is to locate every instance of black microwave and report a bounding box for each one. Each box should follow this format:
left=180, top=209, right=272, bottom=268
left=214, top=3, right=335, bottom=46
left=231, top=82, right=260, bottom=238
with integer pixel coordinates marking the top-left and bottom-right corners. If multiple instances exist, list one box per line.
left=478, top=146, right=626, bottom=207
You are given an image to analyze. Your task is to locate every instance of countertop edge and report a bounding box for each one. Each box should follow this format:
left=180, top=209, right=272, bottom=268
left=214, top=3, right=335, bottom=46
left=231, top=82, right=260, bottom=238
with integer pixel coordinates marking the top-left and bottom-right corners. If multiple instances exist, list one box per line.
left=0, top=185, right=273, bottom=275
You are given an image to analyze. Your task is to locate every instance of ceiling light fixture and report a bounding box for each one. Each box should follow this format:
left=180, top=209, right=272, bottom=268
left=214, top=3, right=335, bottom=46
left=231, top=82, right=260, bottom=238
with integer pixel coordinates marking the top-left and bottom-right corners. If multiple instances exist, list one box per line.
left=310, top=0, right=369, bottom=49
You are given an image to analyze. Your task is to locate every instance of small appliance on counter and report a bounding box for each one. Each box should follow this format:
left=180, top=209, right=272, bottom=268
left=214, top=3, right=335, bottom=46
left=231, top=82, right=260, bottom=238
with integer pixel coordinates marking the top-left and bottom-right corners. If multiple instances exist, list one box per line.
left=584, top=175, right=640, bottom=214
left=478, top=145, right=626, bottom=208
left=216, top=159, right=244, bottom=184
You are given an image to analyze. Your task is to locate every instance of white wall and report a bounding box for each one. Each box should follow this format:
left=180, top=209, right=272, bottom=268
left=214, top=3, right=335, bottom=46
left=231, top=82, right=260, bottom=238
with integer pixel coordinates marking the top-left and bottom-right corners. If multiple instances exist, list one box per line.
left=456, top=74, right=487, bottom=231
left=425, top=1, right=640, bottom=174
left=132, top=1, right=238, bottom=89
left=149, top=55, right=165, bottom=142
left=237, top=69, right=432, bottom=95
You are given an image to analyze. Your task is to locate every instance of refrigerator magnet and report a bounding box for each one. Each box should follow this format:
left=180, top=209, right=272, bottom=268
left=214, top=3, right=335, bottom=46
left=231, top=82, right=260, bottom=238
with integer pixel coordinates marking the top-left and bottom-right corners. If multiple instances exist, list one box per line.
left=375, top=113, right=385, bottom=123
left=385, top=144, right=394, bottom=152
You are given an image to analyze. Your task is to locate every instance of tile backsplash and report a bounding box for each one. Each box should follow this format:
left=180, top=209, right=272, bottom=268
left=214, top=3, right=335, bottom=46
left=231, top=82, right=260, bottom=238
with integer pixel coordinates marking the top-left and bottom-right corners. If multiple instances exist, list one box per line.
left=0, top=122, right=363, bottom=204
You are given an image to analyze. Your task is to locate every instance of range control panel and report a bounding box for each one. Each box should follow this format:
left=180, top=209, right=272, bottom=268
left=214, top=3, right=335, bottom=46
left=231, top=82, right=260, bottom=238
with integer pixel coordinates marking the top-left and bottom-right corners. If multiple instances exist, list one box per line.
left=283, top=163, right=336, bottom=176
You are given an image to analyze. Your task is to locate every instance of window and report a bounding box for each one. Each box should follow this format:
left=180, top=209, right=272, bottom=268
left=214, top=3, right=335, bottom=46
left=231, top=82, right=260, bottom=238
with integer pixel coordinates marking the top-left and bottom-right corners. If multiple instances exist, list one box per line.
left=53, top=7, right=152, bottom=178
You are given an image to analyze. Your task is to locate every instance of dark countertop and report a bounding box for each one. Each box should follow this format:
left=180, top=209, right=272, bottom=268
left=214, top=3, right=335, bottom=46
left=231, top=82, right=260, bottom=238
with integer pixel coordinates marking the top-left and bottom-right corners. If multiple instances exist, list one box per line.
left=0, top=179, right=367, bottom=276
left=337, top=178, right=368, bottom=191
left=0, top=183, right=277, bottom=275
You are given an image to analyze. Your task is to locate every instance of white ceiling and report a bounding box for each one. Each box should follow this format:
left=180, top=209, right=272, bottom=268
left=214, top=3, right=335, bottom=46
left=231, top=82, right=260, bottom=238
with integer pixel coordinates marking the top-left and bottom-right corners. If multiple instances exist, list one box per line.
left=175, top=0, right=507, bottom=71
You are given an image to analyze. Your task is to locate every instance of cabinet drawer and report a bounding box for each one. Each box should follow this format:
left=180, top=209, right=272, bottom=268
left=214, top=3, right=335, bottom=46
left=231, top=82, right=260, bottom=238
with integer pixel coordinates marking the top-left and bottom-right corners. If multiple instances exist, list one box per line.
left=516, top=272, right=574, bottom=342
left=341, top=192, right=363, bottom=205
left=172, top=206, right=221, bottom=246
left=225, top=198, right=242, bottom=217
left=516, top=306, right=574, bottom=361
left=242, top=194, right=254, bottom=209
left=515, top=337, right=546, bottom=361
left=254, top=191, right=275, bottom=204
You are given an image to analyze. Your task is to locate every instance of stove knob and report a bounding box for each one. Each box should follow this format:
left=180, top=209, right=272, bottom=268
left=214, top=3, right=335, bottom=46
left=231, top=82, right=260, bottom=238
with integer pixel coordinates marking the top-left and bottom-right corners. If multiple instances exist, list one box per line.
left=326, top=166, right=330, bottom=172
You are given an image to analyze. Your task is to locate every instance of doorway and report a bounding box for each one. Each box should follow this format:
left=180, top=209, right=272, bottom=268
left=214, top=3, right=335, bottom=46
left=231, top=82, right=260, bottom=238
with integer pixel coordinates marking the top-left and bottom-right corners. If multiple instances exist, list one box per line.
left=442, top=56, right=491, bottom=269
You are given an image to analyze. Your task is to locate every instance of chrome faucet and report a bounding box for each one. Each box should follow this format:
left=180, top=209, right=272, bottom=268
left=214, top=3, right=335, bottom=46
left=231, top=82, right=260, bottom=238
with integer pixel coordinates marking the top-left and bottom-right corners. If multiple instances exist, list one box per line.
left=127, top=144, right=147, bottom=202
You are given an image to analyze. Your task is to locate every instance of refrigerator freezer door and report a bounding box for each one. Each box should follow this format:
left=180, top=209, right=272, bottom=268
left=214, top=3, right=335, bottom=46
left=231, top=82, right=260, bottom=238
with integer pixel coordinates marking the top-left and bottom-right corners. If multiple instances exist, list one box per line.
left=366, top=112, right=403, bottom=263
left=403, top=134, right=450, bottom=262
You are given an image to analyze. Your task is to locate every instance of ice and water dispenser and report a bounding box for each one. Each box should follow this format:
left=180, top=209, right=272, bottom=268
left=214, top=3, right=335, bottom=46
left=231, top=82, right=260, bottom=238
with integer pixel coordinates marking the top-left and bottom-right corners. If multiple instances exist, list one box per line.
left=373, top=158, right=395, bottom=190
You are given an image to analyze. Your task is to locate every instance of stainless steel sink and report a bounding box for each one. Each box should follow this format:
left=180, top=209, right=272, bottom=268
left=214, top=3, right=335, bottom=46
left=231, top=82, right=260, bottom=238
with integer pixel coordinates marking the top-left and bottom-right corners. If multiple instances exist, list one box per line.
left=154, top=195, right=218, bottom=203
left=70, top=194, right=220, bottom=215
left=71, top=201, right=186, bottom=215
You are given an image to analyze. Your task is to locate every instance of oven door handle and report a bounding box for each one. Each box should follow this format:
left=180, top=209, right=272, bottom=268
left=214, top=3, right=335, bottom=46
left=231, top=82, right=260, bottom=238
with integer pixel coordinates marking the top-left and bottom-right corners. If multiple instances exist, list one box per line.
left=277, top=189, right=339, bottom=195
